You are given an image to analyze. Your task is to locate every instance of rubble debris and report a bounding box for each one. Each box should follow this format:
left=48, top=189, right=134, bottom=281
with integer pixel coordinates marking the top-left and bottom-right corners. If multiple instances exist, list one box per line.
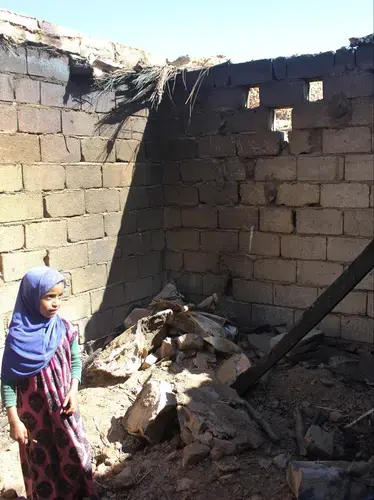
left=287, top=460, right=374, bottom=500
left=241, top=399, right=279, bottom=443
left=112, top=466, right=135, bottom=489
left=216, top=457, right=241, bottom=473
left=203, top=336, right=241, bottom=355
left=193, top=351, right=216, bottom=371
left=182, top=442, right=210, bottom=467
left=294, top=407, right=307, bottom=457
left=176, top=477, right=194, bottom=491
left=141, top=353, right=158, bottom=369
left=345, top=408, right=374, bottom=429
left=269, top=327, right=324, bottom=350
left=197, top=293, right=218, bottom=311
left=124, top=308, right=150, bottom=329
left=123, top=380, right=177, bottom=444
left=329, top=411, right=345, bottom=423
left=158, top=337, right=176, bottom=359
left=305, top=425, right=334, bottom=459
left=217, top=353, right=251, bottom=386
left=177, top=333, right=204, bottom=351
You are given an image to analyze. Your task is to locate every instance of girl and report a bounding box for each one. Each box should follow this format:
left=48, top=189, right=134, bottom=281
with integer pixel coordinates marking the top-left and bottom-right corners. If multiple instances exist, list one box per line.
left=1, top=267, right=98, bottom=500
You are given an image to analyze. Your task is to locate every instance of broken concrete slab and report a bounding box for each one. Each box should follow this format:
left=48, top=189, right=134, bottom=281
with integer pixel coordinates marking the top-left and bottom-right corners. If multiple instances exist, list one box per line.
left=203, top=336, right=242, bottom=355
left=182, top=442, right=210, bottom=467
left=141, top=353, right=158, bottom=369
left=193, top=351, right=216, bottom=371
left=158, top=337, right=177, bottom=359
left=123, top=380, right=177, bottom=444
left=217, top=353, right=252, bottom=386
left=124, top=308, right=150, bottom=329
left=269, top=327, right=324, bottom=351
left=177, top=333, right=204, bottom=351
left=305, top=425, right=334, bottom=459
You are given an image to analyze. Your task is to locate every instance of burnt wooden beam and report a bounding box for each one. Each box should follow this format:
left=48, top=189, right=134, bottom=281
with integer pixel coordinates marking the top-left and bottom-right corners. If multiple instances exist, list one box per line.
left=233, top=238, right=374, bottom=396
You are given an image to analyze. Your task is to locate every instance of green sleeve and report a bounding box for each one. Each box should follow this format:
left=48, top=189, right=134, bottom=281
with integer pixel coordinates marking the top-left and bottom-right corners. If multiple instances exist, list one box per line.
left=1, top=379, right=17, bottom=408
left=71, top=338, right=82, bottom=383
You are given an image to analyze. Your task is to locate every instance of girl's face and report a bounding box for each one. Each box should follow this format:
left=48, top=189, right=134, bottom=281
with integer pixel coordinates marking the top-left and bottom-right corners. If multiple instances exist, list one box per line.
left=39, top=282, right=65, bottom=319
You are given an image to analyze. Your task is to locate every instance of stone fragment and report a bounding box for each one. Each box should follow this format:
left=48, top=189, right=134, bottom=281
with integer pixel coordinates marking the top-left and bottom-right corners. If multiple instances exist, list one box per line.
left=158, top=337, right=177, bottom=359
left=273, top=453, right=291, bottom=469
left=320, top=377, right=334, bottom=387
left=216, top=457, right=241, bottom=472
left=177, top=333, right=204, bottom=350
left=176, top=478, right=194, bottom=492
left=210, top=439, right=237, bottom=461
left=124, top=308, right=150, bottom=329
left=112, top=467, right=135, bottom=489
left=182, top=442, right=210, bottom=467
left=329, top=411, right=344, bottom=423
left=141, top=353, right=158, bottom=369
left=203, top=336, right=242, bottom=355
left=193, top=351, right=216, bottom=370
left=269, top=327, right=324, bottom=350
left=305, top=425, right=334, bottom=459
left=217, top=353, right=251, bottom=386
left=123, top=380, right=177, bottom=444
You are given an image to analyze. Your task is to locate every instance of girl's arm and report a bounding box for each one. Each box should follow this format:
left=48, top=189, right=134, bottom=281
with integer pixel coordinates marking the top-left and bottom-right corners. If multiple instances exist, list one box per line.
left=62, top=338, right=81, bottom=415
left=1, top=380, right=28, bottom=444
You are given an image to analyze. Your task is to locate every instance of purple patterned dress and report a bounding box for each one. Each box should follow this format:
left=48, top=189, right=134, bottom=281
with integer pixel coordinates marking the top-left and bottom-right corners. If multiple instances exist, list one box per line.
left=16, top=320, right=98, bottom=500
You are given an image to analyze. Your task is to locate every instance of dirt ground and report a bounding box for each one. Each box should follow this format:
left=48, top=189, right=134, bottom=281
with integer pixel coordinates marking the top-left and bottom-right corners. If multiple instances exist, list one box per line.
left=1, top=355, right=374, bottom=500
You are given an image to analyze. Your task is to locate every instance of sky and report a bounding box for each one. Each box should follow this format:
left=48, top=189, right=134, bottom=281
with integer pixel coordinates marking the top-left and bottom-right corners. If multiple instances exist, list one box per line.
left=2, top=0, right=374, bottom=63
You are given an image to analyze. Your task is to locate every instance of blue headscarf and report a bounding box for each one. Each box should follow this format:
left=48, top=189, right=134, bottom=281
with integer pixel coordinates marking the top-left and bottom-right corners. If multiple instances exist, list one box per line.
left=1, top=267, right=66, bottom=381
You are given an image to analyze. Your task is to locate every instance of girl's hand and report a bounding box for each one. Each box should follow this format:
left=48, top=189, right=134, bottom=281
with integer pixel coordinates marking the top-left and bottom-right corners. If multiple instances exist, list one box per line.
left=62, top=379, right=79, bottom=415
left=10, top=420, right=28, bottom=444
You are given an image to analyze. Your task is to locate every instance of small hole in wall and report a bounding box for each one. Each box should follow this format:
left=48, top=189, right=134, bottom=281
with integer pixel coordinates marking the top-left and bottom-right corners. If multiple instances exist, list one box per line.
left=308, top=80, right=323, bottom=101
left=247, top=86, right=260, bottom=108
left=273, top=107, right=292, bottom=141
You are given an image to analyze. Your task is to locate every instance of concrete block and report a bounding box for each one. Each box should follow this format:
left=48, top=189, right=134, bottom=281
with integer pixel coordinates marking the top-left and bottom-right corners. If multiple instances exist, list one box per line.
left=0, top=281, right=20, bottom=314
left=137, top=252, right=162, bottom=278
left=90, top=283, right=126, bottom=313
left=182, top=206, right=217, bottom=228
left=252, top=304, right=294, bottom=327
left=327, top=236, right=371, bottom=263
left=345, top=154, right=374, bottom=181
left=45, top=191, right=85, bottom=217
left=148, top=186, right=163, bottom=208
left=0, top=250, right=46, bottom=281
left=85, top=189, right=120, bottom=214
left=0, top=164, right=22, bottom=192
left=324, top=73, right=374, bottom=99
left=82, top=90, right=115, bottom=114
left=240, top=182, right=274, bottom=205
left=71, top=264, right=107, bottom=294
left=355, top=268, right=374, bottom=292
left=62, top=110, right=96, bottom=136
left=151, top=229, right=165, bottom=251
left=0, top=74, right=14, bottom=101
left=88, top=238, right=117, bottom=264
left=0, top=192, right=42, bottom=222
left=296, top=208, right=343, bottom=235
left=281, top=235, right=326, bottom=260
left=124, top=276, right=153, bottom=303
left=294, top=310, right=341, bottom=337
left=371, top=186, right=374, bottom=208
left=107, top=257, right=139, bottom=284
left=205, top=87, right=247, bottom=110
left=287, top=52, right=334, bottom=79
left=219, top=206, right=258, bottom=230
left=255, top=157, right=296, bottom=181
left=292, top=101, right=331, bottom=129
left=179, top=159, right=216, bottom=182
left=368, top=292, right=374, bottom=318
left=297, top=156, right=343, bottom=181
left=14, top=77, right=40, bottom=103
left=259, top=207, right=294, bottom=233
left=163, top=163, right=181, bottom=184
left=276, top=183, right=320, bottom=207
left=323, top=127, right=371, bottom=154
left=0, top=103, right=17, bottom=132
left=200, top=231, right=238, bottom=252
left=137, top=209, right=163, bottom=231
left=166, top=230, right=200, bottom=251
left=173, top=273, right=203, bottom=296
left=164, top=207, right=181, bottom=229
left=120, top=232, right=152, bottom=256
left=134, top=163, right=162, bottom=187
left=260, top=80, right=306, bottom=107
left=25, top=220, right=67, bottom=249
left=351, top=97, right=374, bottom=126
left=273, top=57, right=287, bottom=79
left=334, top=48, right=356, bottom=72
left=213, top=62, right=230, bottom=87
left=23, top=163, right=65, bottom=191
left=47, top=244, right=88, bottom=270
left=239, top=231, right=280, bottom=256
left=68, top=214, right=104, bottom=243
left=254, top=258, right=296, bottom=283
left=102, top=163, right=134, bottom=187
left=165, top=251, right=183, bottom=271
left=81, top=137, right=116, bottom=163
left=344, top=209, right=374, bottom=237
left=341, top=316, right=374, bottom=343
left=65, top=164, right=102, bottom=189
left=0, top=45, right=26, bottom=74
left=116, top=139, right=143, bottom=162
left=27, top=47, right=69, bottom=82
left=321, top=183, right=369, bottom=208
left=197, top=135, right=236, bottom=158
left=230, top=59, right=273, bottom=86
left=183, top=251, right=219, bottom=273
left=221, top=255, right=254, bottom=278
left=331, top=290, right=367, bottom=315
left=60, top=294, right=91, bottom=322
left=0, top=133, right=40, bottom=162
left=274, top=283, right=318, bottom=309
left=120, top=186, right=149, bottom=211
left=0, top=224, right=24, bottom=252
left=18, top=106, right=61, bottom=134
left=225, top=108, right=270, bottom=134
left=233, top=279, right=273, bottom=304
left=297, top=260, right=343, bottom=287
left=164, top=184, right=198, bottom=207
left=237, top=132, right=282, bottom=157
left=40, top=135, right=80, bottom=162
left=41, top=82, right=79, bottom=108
left=289, top=130, right=322, bottom=155
left=199, top=181, right=238, bottom=205
left=356, top=44, right=374, bottom=70
left=168, top=138, right=197, bottom=161
left=202, top=274, right=227, bottom=295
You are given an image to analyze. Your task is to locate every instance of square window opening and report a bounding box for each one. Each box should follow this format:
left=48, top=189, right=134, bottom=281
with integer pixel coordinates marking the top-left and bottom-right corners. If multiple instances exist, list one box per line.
left=308, top=80, right=323, bottom=101
left=247, top=86, right=260, bottom=108
left=273, top=107, right=292, bottom=141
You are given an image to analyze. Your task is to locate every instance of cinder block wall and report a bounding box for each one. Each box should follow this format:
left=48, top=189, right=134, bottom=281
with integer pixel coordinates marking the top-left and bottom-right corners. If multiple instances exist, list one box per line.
left=0, top=35, right=163, bottom=352
left=159, top=47, right=374, bottom=341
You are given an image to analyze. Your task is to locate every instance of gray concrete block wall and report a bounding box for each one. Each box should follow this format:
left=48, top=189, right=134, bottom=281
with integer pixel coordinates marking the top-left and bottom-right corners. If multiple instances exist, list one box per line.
left=0, top=43, right=162, bottom=346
